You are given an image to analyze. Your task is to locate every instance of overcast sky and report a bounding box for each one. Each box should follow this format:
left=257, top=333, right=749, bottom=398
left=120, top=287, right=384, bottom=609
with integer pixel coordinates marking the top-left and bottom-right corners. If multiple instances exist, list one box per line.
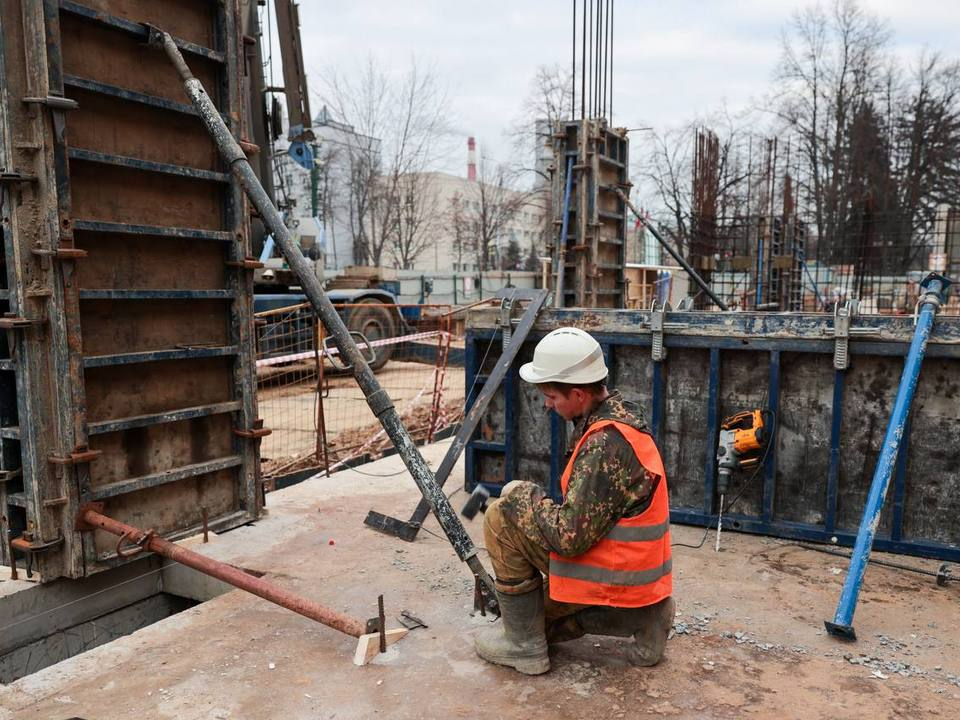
left=279, top=0, right=960, bottom=175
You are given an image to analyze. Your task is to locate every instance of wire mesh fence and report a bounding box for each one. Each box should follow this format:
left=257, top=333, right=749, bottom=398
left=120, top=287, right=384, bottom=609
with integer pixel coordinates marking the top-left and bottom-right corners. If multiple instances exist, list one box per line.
left=255, top=302, right=467, bottom=486
left=668, top=211, right=960, bottom=315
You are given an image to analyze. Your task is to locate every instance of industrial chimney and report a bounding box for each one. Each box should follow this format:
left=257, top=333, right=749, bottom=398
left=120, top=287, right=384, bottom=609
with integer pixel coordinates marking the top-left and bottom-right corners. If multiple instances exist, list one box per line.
left=467, top=136, right=477, bottom=181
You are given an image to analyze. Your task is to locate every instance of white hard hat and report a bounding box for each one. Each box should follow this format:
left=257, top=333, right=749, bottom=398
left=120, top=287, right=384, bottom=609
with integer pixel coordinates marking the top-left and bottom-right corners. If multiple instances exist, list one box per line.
left=519, top=327, right=608, bottom=384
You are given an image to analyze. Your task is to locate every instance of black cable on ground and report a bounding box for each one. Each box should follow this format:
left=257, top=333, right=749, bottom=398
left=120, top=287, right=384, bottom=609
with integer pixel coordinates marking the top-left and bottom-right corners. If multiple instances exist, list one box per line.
left=784, top=542, right=953, bottom=583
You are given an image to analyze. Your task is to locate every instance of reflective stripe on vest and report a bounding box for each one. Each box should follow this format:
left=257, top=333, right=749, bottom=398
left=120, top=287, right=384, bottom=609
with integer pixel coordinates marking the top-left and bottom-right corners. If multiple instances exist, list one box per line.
left=549, top=419, right=673, bottom=608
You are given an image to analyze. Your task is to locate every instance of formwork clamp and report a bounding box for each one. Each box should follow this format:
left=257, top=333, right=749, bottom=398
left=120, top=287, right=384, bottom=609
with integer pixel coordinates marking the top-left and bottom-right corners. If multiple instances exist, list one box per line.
left=497, top=288, right=552, bottom=352
left=498, top=296, right=515, bottom=350
left=644, top=300, right=688, bottom=362
left=831, top=299, right=876, bottom=370
left=10, top=530, right=64, bottom=578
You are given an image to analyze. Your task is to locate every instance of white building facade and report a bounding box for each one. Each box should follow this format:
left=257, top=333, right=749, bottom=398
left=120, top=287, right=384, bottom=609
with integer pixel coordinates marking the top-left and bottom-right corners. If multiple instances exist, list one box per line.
left=273, top=106, right=382, bottom=270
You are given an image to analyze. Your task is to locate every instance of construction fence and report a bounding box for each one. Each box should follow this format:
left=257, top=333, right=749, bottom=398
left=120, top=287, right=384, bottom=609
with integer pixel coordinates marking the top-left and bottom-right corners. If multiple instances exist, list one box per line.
left=663, top=212, right=960, bottom=315
left=255, top=302, right=468, bottom=486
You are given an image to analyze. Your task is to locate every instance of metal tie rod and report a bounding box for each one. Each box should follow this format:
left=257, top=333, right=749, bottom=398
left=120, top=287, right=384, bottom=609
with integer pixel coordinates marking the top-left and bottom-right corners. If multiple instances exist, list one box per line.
left=825, top=272, right=951, bottom=641
left=146, top=27, right=498, bottom=609
left=609, top=185, right=729, bottom=311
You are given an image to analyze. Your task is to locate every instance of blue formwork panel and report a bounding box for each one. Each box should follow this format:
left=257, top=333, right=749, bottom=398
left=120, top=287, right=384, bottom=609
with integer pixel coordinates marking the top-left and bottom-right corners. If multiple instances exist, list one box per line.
left=464, top=308, right=960, bottom=562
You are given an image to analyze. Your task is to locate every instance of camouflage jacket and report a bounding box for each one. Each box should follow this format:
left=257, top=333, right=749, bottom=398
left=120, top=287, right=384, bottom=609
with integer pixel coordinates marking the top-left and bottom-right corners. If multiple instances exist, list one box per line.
left=500, top=391, right=662, bottom=557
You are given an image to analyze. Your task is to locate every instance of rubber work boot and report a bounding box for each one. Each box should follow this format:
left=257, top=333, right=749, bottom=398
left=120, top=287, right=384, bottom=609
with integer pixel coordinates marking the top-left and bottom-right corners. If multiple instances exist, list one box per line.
left=474, top=579, right=550, bottom=675
left=572, top=596, right=676, bottom=667
left=546, top=613, right=585, bottom=644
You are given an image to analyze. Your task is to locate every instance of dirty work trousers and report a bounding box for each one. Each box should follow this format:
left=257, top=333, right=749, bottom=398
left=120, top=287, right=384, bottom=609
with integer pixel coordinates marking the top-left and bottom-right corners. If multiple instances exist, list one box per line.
left=483, top=497, right=675, bottom=660
left=482, top=497, right=671, bottom=620
left=482, top=497, right=587, bottom=623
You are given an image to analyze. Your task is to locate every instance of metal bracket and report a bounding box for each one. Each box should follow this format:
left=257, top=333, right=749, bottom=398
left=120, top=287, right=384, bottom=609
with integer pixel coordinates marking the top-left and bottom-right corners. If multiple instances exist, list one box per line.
left=914, top=272, right=952, bottom=324
left=363, top=288, right=551, bottom=549
left=644, top=300, right=688, bottom=361
left=233, top=418, right=272, bottom=440
left=0, top=171, right=38, bottom=185
left=49, top=446, right=102, bottom=465
left=11, top=530, right=64, bottom=553
left=226, top=257, right=265, bottom=270
left=0, top=314, right=44, bottom=330
left=0, top=468, right=23, bottom=483
left=31, top=245, right=88, bottom=261
left=116, top=528, right=155, bottom=559
left=22, top=95, right=79, bottom=111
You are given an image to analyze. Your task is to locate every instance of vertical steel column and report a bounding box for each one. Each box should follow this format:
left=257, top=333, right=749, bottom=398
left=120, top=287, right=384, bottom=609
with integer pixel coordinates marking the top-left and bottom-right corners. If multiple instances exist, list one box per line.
left=703, top=348, right=721, bottom=514
left=40, top=0, right=89, bottom=578
left=824, top=369, right=844, bottom=534
left=554, top=155, right=574, bottom=309
left=651, top=361, right=664, bottom=443
left=218, top=1, right=261, bottom=519
left=761, top=351, right=780, bottom=523
left=826, top=273, right=951, bottom=640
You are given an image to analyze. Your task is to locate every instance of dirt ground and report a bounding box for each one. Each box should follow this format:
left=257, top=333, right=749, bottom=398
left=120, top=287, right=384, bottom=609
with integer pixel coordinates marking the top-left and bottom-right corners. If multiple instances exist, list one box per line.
left=1, top=438, right=957, bottom=719
left=258, top=360, right=466, bottom=465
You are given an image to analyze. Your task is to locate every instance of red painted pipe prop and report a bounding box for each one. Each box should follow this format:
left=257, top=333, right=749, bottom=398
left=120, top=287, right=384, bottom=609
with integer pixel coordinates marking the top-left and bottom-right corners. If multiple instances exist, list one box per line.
left=78, top=507, right=366, bottom=638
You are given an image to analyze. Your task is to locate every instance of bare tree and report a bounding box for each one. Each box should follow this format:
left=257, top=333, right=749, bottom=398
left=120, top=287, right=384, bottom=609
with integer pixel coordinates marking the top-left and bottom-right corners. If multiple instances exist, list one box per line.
left=773, top=0, right=892, bottom=244
left=321, top=56, right=451, bottom=267
left=389, top=172, right=443, bottom=269
left=635, top=111, right=754, bottom=253
left=506, top=64, right=574, bottom=180
left=453, top=154, right=534, bottom=270
left=891, top=52, right=960, bottom=245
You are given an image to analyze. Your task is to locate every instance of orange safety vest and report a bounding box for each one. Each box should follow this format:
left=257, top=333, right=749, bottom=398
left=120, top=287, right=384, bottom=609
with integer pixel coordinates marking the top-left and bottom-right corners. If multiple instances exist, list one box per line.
left=549, top=419, right=672, bottom=608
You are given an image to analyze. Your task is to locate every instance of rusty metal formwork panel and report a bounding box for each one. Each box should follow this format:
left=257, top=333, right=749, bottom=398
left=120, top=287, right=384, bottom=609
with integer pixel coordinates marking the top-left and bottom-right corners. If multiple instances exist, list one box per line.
left=0, top=0, right=261, bottom=581
left=552, top=119, right=628, bottom=309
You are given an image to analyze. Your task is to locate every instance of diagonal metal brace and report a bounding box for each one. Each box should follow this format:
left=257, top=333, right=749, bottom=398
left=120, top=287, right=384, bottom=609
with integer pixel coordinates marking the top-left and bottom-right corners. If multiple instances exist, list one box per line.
left=364, top=288, right=551, bottom=543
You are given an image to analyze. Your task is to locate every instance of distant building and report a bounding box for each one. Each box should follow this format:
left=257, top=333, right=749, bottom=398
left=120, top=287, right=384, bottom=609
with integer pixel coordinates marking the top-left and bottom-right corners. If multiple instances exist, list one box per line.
left=402, top=169, right=549, bottom=273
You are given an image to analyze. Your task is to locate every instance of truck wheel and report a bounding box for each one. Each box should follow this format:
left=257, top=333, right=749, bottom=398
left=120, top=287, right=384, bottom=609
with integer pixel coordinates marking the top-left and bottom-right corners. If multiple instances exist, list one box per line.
left=347, top=299, right=397, bottom=371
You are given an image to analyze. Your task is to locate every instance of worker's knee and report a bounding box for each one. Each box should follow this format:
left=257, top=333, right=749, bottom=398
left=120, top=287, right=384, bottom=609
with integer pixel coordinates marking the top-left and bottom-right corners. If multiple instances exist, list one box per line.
left=482, top=497, right=509, bottom=545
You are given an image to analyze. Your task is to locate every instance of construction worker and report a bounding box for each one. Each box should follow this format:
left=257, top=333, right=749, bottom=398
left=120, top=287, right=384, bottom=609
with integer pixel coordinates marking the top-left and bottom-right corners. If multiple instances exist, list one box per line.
left=474, top=326, right=675, bottom=675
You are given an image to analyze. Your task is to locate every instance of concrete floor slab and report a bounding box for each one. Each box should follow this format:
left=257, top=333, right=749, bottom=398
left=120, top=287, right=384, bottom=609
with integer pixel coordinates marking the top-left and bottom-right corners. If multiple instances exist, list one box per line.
left=1, top=438, right=958, bottom=719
